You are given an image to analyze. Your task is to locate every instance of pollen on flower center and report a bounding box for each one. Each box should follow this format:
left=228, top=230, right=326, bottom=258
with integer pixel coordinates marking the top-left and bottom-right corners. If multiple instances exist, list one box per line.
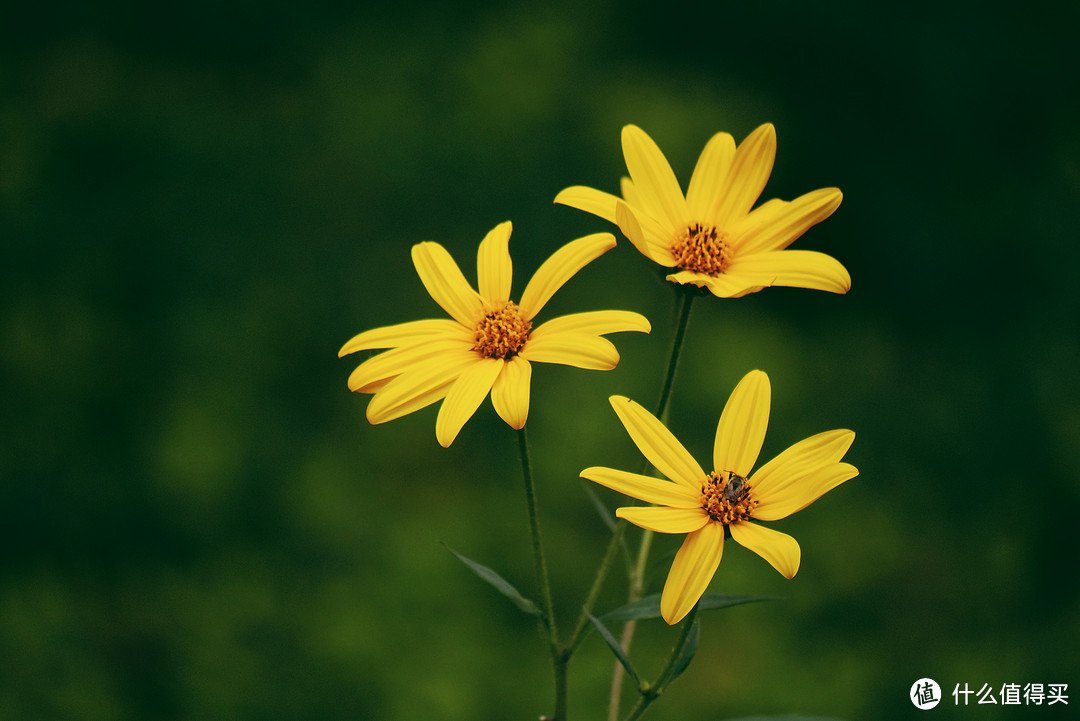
left=701, top=470, right=758, bottom=525
left=472, top=301, right=532, bottom=359
left=671, top=223, right=732, bottom=276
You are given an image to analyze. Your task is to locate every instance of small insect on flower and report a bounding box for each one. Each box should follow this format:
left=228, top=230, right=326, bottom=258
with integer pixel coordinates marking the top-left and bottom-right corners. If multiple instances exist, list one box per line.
left=580, top=370, right=859, bottom=624
left=723, top=472, right=748, bottom=502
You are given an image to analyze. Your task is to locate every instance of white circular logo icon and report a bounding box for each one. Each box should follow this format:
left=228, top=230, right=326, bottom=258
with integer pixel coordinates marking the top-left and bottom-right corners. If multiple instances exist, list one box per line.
left=911, top=678, right=941, bottom=709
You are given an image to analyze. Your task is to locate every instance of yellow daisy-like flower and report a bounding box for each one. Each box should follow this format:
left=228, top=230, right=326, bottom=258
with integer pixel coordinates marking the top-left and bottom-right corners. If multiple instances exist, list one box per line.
left=555, top=124, right=850, bottom=298
left=339, top=221, right=651, bottom=447
left=581, top=370, right=857, bottom=624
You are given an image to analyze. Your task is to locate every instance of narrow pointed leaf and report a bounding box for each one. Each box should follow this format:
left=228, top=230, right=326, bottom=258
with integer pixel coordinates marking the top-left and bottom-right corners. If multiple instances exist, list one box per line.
left=587, top=611, right=642, bottom=689
left=697, top=593, right=779, bottom=611
left=664, top=618, right=700, bottom=685
left=600, top=592, right=776, bottom=623
left=599, top=594, right=662, bottom=623
left=444, top=545, right=540, bottom=617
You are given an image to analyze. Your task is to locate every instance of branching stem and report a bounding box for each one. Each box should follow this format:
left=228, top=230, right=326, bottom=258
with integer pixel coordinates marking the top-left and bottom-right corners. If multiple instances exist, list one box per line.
left=608, top=289, right=696, bottom=720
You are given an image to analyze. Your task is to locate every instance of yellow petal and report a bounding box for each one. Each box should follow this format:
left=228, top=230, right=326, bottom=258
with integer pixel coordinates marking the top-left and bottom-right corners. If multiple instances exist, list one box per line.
left=580, top=466, right=701, bottom=508
left=365, top=349, right=477, bottom=424
left=553, top=185, right=620, bottom=224
left=347, top=337, right=474, bottom=393
left=752, top=462, right=858, bottom=521
left=727, top=249, right=851, bottom=294
left=619, top=176, right=640, bottom=207
left=709, top=123, right=776, bottom=228
left=338, top=318, right=468, bottom=357
left=660, top=522, right=724, bottom=625
left=730, top=188, right=843, bottom=256
left=517, top=233, right=615, bottom=320
left=607, top=395, right=705, bottom=488
left=729, top=521, right=801, bottom=578
left=615, top=200, right=655, bottom=261
left=713, top=370, right=771, bottom=477
left=724, top=197, right=785, bottom=251
left=519, top=333, right=619, bottom=370
left=477, top=221, right=513, bottom=306
left=616, top=506, right=710, bottom=534
left=356, top=377, right=392, bottom=394
left=528, top=310, right=651, bottom=340
left=617, top=176, right=682, bottom=262
left=686, top=131, right=736, bottom=219
left=491, top=355, right=531, bottom=429
left=665, top=270, right=764, bottom=298
left=565, top=172, right=673, bottom=263
left=435, top=357, right=503, bottom=447
left=616, top=201, right=677, bottom=266
left=751, top=429, right=855, bottom=499
left=621, top=125, right=690, bottom=230
left=411, top=242, right=484, bottom=326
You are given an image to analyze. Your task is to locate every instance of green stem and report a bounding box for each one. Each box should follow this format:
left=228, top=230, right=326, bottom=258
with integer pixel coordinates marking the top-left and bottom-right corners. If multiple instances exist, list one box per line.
left=605, top=526, right=653, bottom=720
left=621, top=604, right=700, bottom=721
left=517, top=428, right=566, bottom=720
left=567, top=290, right=699, bottom=660
left=566, top=517, right=628, bottom=652
left=608, top=288, right=696, bottom=721
left=654, top=289, right=696, bottom=425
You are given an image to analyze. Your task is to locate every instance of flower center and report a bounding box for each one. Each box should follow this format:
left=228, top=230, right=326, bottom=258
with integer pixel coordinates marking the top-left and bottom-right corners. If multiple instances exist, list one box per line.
left=700, top=470, right=758, bottom=525
left=671, top=223, right=732, bottom=276
left=472, top=301, right=532, bottom=359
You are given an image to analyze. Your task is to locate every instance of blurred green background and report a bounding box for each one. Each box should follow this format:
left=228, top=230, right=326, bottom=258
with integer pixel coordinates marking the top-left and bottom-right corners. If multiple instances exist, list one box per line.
left=2, top=0, right=1077, bottom=719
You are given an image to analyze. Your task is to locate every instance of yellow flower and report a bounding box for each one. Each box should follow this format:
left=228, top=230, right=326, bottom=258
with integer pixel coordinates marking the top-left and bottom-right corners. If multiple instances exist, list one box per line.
left=555, top=124, right=850, bottom=298
left=339, top=221, right=651, bottom=447
left=581, top=370, right=857, bottom=624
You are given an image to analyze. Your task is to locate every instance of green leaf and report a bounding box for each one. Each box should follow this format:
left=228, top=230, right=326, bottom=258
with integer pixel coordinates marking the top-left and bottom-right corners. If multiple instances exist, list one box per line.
left=698, top=593, right=779, bottom=612
left=600, top=592, right=776, bottom=623
left=586, top=611, right=642, bottom=689
left=664, top=618, right=700, bottom=685
left=443, top=544, right=541, bottom=618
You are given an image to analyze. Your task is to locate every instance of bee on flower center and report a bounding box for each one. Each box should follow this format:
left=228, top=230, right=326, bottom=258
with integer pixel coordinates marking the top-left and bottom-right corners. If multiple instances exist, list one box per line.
left=701, top=470, right=756, bottom=525
left=671, top=223, right=732, bottom=276
left=723, top=473, right=747, bottom=501
left=472, top=301, right=532, bottom=359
